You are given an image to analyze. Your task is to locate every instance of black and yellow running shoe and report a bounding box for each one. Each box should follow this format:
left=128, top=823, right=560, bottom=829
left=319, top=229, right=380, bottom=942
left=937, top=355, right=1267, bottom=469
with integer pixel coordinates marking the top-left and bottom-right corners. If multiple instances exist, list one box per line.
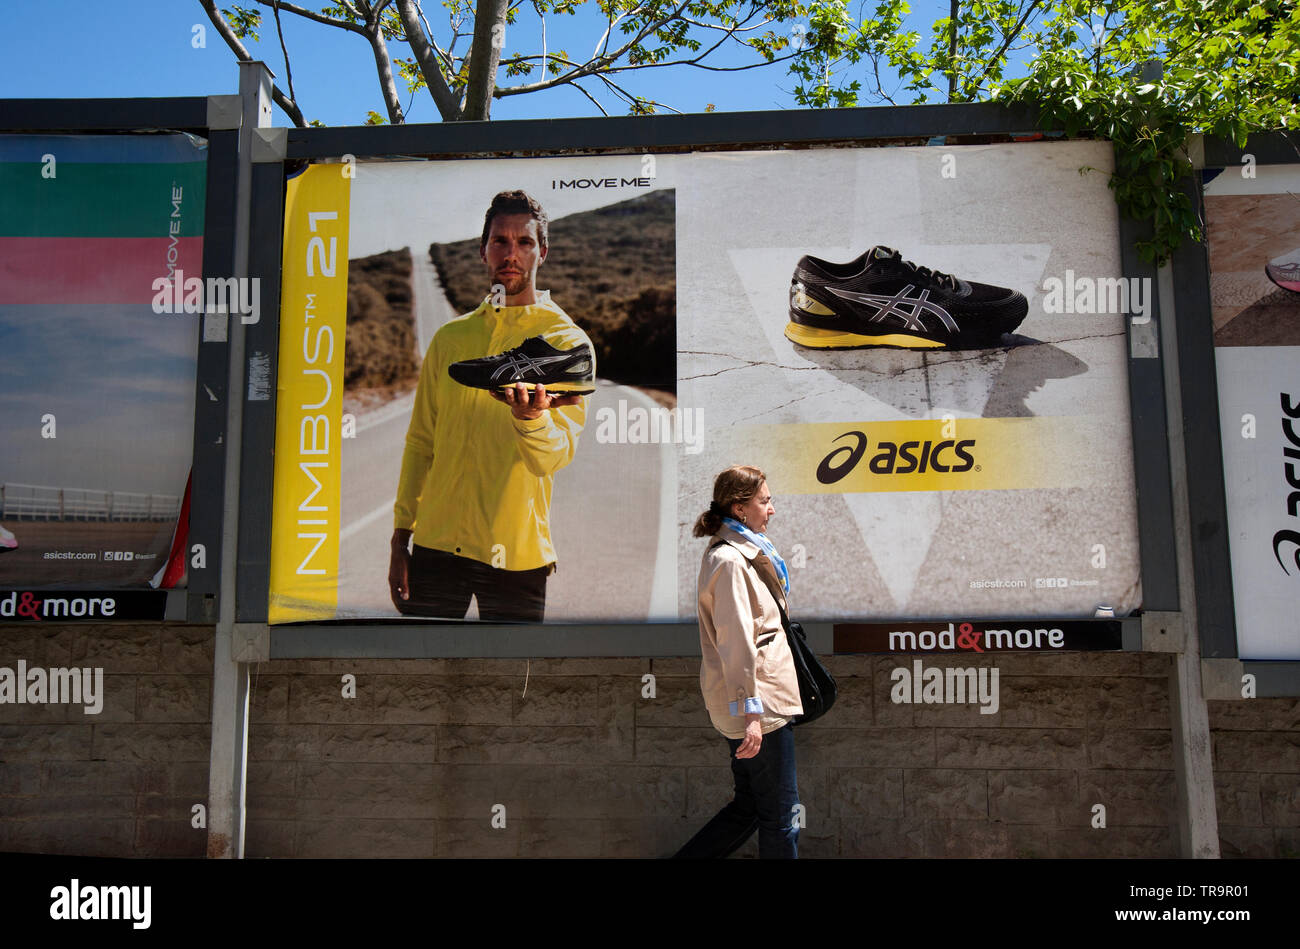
left=448, top=335, right=595, bottom=396
left=786, top=246, right=1028, bottom=350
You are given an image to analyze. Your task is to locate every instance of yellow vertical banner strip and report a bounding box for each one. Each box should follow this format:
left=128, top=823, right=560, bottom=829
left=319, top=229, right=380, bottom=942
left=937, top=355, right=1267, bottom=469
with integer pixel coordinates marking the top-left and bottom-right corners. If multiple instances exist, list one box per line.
left=268, top=165, right=351, bottom=624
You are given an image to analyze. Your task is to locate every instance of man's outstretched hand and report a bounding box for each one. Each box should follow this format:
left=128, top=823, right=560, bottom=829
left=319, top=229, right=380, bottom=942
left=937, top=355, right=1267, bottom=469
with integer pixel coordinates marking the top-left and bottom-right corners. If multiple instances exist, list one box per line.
left=491, top=382, right=582, bottom=420
left=389, top=529, right=412, bottom=608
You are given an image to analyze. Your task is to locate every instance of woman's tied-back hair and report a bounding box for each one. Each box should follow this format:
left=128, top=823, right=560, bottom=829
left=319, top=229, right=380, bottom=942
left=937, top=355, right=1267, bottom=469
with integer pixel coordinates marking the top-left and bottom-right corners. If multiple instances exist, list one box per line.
left=693, top=465, right=766, bottom=537
left=480, top=189, right=549, bottom=253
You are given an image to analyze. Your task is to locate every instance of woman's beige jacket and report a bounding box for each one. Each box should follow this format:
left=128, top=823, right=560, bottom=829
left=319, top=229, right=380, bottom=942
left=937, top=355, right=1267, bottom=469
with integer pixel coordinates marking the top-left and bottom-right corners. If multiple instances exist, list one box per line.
left=696, top=525, right=803, bottom=730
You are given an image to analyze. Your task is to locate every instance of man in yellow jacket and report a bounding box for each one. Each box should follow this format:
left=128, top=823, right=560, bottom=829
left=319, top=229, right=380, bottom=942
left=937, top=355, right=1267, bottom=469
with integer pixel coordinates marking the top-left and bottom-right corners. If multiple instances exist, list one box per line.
left=388, top=190, right=594, bottom=621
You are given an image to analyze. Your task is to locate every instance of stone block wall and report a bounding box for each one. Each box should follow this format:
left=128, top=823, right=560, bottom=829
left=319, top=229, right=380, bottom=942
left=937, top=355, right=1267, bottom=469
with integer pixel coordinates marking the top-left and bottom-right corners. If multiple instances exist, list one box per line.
left=2, top=623, right=1298, bottom=857
left=0, top=623, right=212, bottom=857
left=1207, top=695, right=1300, bottom=858
left=240, top=648, right=1185, bottom=856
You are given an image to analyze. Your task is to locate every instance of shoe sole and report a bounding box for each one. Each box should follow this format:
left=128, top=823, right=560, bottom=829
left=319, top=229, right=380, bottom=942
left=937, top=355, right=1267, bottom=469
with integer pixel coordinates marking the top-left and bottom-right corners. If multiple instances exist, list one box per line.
left=492, top=381, right=595, bottom=396
left=786, top=297, right=1027, bottom=350
left=785, top=320, right=946, bottom=350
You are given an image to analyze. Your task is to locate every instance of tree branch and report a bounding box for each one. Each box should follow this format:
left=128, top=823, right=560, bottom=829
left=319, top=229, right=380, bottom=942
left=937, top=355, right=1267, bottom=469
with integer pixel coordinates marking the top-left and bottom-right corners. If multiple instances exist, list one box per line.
left=396, top=0, right=463, bottom=120
left=497, top=0, right=694, bottom=94
left=947, top=0, right=960, bottom=102
left=198, top=0, right=306, bottom=126
left=200, top=0, right=258, bottom=59
left=537, top=1, right=548, bottom=84
left=592, top=71, right=682, bottom=114
left=363, top=8, right=407, bottom=123
left=271, top=85, right=307, bottom=126
left=462, top=0, right=509, bottom=120
left=496, top=41, right=798, bottom=99
left=973, top=0, right=1046, bottom=93
left=270, top=0, right=298, bottom=109
left=872, top=53, right=898, bottom=105
left=593, top=3, right=655, bottom=59
left=677, top=10, right=773, bottom=34
left=569, top=81, right=610, bottom=116
left=248, top=0, right=367, bottom=33
left=209, top=0, right=811, bottom=123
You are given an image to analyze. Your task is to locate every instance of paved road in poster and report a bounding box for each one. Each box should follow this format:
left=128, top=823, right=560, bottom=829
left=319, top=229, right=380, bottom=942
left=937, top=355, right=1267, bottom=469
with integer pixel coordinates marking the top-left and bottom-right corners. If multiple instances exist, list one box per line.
left=335, top=250, right=677, bottom=624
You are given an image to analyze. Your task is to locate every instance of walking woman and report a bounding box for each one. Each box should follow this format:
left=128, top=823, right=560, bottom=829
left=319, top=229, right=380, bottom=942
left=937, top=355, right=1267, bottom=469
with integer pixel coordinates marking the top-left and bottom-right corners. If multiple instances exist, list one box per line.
left=674, top=465, right=803, bottom=859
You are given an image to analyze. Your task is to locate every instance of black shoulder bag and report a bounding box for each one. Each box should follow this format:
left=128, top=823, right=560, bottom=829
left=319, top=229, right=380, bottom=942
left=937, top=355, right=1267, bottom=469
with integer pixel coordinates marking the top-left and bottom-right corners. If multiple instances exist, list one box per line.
left=712, top=541, right=837, bottom=725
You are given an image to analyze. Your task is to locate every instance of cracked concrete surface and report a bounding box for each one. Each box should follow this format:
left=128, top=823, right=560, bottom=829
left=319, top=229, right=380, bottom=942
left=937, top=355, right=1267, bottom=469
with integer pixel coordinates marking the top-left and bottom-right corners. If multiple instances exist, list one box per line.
left=674, top=142, right=1143, bottom=622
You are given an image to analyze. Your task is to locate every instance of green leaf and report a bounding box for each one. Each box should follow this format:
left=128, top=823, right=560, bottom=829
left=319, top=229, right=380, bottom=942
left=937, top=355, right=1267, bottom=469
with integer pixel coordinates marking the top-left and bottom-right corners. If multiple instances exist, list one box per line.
left=780, top=0, right=1297, bottom=264
left=221, top=5, right=261, bottom=42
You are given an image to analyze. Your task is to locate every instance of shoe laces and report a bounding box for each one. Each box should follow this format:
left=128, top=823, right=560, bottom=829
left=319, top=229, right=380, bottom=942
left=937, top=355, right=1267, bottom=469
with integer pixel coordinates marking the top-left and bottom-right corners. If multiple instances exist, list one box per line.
left=878, top=247, right=959, bottom=291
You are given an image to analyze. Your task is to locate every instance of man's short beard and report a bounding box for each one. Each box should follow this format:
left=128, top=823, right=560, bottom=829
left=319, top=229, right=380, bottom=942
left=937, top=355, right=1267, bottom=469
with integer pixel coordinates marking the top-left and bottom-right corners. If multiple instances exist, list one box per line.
left=497, top=272, right=532, bottom=296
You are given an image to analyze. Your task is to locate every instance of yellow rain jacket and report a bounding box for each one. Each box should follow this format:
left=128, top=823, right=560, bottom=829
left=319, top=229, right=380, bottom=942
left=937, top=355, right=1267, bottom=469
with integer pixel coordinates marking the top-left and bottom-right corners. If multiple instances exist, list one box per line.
left=394, top=290, right=592, bottom=570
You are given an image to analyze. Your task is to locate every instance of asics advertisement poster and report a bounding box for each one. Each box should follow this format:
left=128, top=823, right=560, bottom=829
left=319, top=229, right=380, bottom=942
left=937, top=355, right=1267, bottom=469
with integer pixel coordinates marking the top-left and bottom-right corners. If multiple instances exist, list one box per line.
left=0, top=133, right=202, bottom=600
left=676, top=141, right=1141, bottom=623
left=1205, top=162, right=1300, bottom=659
left=270, top=157, right=679, bottom=624
left=269, top=140, right=1142, bottom=626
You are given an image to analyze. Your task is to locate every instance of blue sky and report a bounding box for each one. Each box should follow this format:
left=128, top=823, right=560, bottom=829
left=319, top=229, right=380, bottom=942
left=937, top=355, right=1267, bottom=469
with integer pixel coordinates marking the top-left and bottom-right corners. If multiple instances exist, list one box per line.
left=1, top=0, right=964, bottom=126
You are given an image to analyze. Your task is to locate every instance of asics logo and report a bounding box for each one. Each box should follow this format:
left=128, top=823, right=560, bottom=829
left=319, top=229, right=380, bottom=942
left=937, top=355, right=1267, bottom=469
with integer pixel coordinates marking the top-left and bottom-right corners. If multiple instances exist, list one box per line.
left=488, top=351, right=576, bottom=382
left=828, top=284, right=959, bottom=333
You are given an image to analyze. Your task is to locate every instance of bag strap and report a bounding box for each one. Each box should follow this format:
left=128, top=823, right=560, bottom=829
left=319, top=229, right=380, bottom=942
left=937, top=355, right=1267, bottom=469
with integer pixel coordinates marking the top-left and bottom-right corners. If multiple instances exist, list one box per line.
left=711, top=539, right=795, bottom=638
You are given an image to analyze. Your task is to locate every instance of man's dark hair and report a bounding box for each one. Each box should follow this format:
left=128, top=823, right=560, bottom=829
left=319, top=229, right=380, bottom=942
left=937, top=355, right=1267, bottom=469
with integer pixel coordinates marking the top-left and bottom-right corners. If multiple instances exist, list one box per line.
left=480, top=190, right=549, bottom=252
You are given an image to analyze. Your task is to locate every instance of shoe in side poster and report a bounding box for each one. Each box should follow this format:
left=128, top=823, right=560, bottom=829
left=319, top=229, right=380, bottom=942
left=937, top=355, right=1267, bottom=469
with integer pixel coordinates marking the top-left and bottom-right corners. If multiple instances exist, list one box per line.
left=270, top=157, right=678, bottom=624
left=1205, top=162, right=1300, bottom=659
left=676, top=142, right=1141, bottom=621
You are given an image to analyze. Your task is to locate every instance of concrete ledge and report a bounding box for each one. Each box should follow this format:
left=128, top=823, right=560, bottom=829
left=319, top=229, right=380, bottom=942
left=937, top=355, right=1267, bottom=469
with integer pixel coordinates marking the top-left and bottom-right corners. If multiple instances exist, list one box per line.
left=1142, top=612, right=1186, bottom=652
left=1202, top=658, right=1248, bottom=700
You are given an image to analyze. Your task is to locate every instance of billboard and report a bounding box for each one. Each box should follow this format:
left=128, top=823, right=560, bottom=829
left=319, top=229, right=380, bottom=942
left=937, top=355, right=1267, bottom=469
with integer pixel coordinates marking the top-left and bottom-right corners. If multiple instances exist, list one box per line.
left=1205, top=161, right=1300, bottom=659
left=269, top=140, right=1142, bottom=626
left=0, top=133, right=204, bottom=595
left=271, top=158, right=678, bottom=624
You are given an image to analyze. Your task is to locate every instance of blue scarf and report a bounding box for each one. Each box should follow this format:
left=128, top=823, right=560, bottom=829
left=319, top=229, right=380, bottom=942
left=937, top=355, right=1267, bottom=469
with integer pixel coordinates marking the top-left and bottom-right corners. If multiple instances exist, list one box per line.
left=722, top=516, right=789, bottom=595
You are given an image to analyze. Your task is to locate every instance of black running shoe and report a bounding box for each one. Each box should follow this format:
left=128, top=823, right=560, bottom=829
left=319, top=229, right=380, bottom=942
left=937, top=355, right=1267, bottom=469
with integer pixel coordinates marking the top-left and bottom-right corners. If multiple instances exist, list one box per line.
left=786, top=246, right=1028, bottom=349
left=448, top=335, right=595, bottom=395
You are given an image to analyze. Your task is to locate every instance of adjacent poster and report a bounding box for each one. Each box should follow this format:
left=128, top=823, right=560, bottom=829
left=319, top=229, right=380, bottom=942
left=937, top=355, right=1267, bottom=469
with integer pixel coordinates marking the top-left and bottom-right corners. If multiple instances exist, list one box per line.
left=0, top=133, right=204, bottom=592
left=269, top=140, right=1142, bottom=626
left=1205, top=162, right=1300, bottom=659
